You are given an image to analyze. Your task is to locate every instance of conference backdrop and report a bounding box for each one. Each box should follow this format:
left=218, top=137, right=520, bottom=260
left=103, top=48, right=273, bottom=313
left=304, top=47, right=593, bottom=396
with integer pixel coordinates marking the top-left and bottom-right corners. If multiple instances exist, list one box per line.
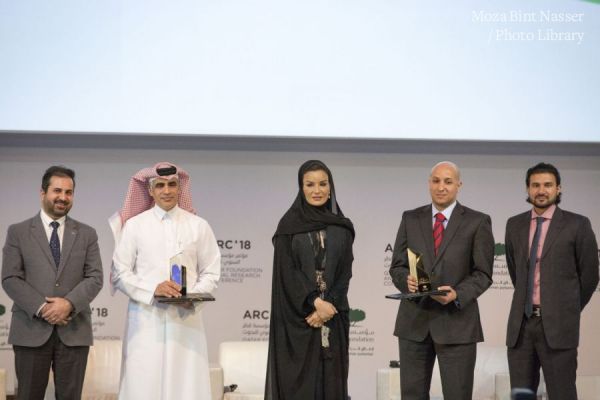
left=0, top=143, right=598, bottom=398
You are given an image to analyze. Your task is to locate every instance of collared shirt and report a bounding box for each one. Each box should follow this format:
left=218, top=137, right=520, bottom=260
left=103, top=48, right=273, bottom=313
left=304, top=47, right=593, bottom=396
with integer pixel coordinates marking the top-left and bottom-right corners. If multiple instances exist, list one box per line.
left=152, top=203, right=177, bottom=220
left=154, top=204, right=180, bottom=256
left=431, top=201, right=457, bottom=229
left=529, top=204, right=556, bottom=305
left=39, top=209, right=66, bottom=250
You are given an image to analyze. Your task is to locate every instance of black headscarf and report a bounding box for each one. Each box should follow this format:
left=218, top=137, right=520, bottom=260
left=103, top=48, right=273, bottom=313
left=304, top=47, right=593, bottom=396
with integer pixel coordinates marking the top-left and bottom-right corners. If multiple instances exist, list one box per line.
left=274, top=160, right=355, bottom=239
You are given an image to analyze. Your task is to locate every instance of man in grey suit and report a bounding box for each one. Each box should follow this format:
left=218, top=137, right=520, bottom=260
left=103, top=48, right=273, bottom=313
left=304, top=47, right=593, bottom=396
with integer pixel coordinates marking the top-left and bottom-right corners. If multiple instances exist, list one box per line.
left=390, top=161, right=494, bottom=400
left=2, top=166, right=103, bottom=399
left=505, top=162, right=599, bottom=400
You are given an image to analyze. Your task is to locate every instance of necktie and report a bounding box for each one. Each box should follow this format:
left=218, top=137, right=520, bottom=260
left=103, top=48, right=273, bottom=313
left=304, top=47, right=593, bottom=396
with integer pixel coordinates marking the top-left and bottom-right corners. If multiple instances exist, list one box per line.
left=525, top=217, right=544, bottom=317
left=49, top=221, right=61, bottom=268
left=433, top=213, right=446, bottom=256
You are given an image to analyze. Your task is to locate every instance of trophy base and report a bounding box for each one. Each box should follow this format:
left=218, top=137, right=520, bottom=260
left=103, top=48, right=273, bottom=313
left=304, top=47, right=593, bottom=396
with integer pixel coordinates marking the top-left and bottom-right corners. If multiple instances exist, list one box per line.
left=385, top=290, right=450, bottom=300
left=154, top=293, right=215, bottom=303
left=418, top=283, right=431, bottom=292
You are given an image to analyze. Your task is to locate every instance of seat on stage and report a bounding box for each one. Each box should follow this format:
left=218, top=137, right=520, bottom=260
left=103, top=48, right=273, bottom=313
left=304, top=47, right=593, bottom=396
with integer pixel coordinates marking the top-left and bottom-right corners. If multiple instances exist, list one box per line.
left=217, top=341, right=268, bottom=400
left=376, top=343, right=600, bottom=400
left=41, top=340, right=223, bottom=400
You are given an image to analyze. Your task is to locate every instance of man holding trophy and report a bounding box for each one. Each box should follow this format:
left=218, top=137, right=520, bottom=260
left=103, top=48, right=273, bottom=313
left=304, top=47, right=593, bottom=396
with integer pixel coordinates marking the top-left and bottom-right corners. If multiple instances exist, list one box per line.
left=110, top=162, right=221, bottom=399
left=389, top=161, right=494, bottom=400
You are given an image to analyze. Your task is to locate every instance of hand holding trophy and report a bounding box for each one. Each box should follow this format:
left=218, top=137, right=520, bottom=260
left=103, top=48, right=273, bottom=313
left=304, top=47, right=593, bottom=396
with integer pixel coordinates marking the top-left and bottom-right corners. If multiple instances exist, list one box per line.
left=154, top=253, right=216, bottom=304
left=386, top=248, right=449, bottom=300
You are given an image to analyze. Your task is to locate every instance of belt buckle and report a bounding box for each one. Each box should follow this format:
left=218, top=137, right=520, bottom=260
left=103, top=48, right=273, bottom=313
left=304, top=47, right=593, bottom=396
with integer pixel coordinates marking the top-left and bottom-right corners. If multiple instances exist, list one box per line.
left=531, top=306, right=541, bottom=317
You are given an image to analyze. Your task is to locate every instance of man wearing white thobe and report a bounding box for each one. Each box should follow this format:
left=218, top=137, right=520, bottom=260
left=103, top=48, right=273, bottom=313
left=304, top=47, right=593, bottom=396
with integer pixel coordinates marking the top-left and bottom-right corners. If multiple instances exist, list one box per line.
left=111, top=162, right=220, bottom=400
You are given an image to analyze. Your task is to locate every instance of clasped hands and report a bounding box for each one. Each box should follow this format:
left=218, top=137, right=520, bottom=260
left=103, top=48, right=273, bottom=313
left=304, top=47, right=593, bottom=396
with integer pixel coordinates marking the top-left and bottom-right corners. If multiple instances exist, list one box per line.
left=305, top=297, right=337, bottom=329
left=41, top=297, right=73, bottom=326
left=154, top=280, right=193, bottom=309
left=406, top=275, right=457, bottom=305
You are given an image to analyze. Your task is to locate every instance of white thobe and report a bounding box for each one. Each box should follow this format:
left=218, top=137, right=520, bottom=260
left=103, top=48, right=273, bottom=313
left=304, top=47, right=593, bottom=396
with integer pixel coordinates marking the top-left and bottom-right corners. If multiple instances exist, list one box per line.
left=112, top=205, right=221, bottom=400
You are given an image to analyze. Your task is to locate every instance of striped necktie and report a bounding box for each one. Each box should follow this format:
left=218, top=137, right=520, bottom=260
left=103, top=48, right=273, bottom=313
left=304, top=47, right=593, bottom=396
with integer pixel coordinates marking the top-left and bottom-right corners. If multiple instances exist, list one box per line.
left=433, top=213, right=446, bottom=256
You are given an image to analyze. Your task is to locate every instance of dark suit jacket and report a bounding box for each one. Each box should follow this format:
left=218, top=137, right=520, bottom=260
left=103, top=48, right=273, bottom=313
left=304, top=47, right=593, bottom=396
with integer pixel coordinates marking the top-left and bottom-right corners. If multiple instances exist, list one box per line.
left=505, top=207, right=599, bottom=349
left=390, top=202, right=494, bottom=344
left=1, top=213, right=103, bottom=347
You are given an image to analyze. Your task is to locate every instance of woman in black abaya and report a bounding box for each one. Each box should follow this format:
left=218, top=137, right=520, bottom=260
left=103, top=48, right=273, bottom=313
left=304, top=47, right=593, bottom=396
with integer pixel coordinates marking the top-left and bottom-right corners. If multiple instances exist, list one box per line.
left=265, top=160, right=355, bottom=400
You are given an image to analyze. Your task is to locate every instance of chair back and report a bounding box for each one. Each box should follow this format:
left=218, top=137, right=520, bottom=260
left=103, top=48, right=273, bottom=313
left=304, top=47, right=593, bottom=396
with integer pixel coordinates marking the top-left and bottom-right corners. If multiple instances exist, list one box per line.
left=218, top=341, right=268, bottom=395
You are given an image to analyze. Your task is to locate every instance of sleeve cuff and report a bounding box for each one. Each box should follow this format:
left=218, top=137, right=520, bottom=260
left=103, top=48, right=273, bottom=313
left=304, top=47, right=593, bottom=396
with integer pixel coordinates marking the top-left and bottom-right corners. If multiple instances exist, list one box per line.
left=453, top=296, right=461, bottom=309
left=36, top=302, right=46, bottom=318
left=305, top=292, right=319, bottom=311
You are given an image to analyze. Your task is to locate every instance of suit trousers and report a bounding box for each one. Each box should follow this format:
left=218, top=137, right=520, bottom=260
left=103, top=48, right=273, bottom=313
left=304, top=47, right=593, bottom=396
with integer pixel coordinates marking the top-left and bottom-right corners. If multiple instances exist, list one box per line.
left=508, top=315, right=578, bottom=400
left=14, top=327, right=89, bottom=400
left=399, top=336, right=476, bottom=400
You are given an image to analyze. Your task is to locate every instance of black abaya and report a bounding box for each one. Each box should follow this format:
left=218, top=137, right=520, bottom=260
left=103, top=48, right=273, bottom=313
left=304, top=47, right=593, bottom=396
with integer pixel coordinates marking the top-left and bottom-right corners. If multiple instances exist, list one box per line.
left=266, top=225, right=353, bottom=400
left=266, top=160, right=354, bottom=400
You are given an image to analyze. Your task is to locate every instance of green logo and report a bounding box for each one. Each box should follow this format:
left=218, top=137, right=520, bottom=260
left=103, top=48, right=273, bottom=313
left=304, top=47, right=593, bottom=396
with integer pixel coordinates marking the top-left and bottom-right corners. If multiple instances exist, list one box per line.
left=494, top=243, right=506, bottom=260
left=349, top=308, right=366, bottom=326
left=0, top=304, right=5, bottom=316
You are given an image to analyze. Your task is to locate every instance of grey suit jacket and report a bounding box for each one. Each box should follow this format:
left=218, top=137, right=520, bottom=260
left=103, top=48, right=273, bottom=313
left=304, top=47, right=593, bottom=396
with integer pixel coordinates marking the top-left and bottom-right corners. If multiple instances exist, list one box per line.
left=390, top=202, right=494, bottom=344
left=505, top=207, right=599, bottom=349
left=1, top=213, right=103, bottom=347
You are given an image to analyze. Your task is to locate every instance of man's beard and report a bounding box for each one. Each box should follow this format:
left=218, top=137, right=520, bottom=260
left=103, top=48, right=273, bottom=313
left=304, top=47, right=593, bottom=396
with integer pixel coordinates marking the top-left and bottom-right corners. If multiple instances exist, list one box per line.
left=531, top=195, right=555, bottom=209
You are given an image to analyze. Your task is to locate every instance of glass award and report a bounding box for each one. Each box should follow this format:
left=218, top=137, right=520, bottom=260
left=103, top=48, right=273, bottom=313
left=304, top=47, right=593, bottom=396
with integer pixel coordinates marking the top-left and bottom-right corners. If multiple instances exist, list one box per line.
left=154, top=254, right=215, bottom=303
left=170, top=254, right=187, bottom=296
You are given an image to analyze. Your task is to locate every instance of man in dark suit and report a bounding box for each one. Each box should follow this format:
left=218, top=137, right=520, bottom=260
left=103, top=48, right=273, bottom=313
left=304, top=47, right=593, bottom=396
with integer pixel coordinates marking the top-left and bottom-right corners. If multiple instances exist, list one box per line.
left=505, top=162, right=598, bottom=400
left=390, top=161, right=494, bottom=400
left=2, top=166, right=103, bottom=399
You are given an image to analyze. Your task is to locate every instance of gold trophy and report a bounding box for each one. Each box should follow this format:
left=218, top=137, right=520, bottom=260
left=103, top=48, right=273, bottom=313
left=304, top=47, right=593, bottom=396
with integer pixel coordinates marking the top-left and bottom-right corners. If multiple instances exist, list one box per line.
left=385, top=248, right=447, bottom=300
left=408, top=248, right=431, bottom=292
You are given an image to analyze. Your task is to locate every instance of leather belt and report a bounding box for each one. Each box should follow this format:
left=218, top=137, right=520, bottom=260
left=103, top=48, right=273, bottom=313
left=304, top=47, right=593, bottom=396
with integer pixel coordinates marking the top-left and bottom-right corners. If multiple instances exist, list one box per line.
left=530, top=305, right=541, bottom=318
